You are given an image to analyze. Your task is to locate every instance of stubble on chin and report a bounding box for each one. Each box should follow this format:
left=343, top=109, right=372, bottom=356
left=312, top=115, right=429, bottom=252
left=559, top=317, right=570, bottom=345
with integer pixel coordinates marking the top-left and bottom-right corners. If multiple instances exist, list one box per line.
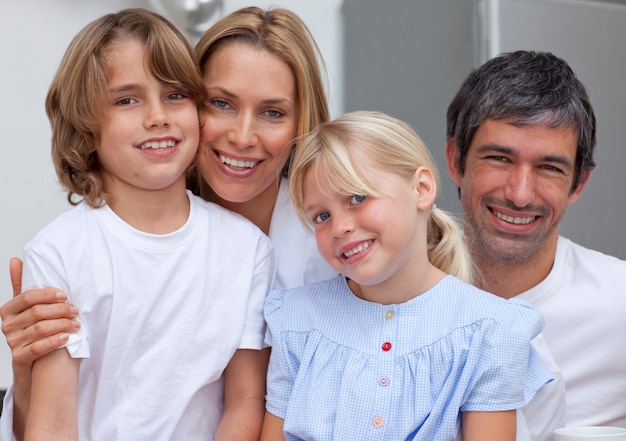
left=464, top=213, right=547, bottom=263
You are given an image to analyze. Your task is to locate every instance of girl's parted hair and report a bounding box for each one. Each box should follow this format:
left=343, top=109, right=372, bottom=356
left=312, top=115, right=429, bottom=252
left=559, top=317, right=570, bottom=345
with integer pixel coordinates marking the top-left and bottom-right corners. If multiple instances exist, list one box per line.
left=290, top=111, right=473, bottom=283
left=46, top=8, right=206, bottom=207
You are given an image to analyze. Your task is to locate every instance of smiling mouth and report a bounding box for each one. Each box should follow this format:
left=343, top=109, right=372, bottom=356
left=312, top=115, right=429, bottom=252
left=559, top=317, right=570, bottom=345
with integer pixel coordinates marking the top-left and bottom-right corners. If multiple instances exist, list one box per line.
left=219, top=154, right=258, bottom=170
left=493, top=209, right=536, bottom=225
left=139, top=140, right=176, bottom=150
left=343, top=240, right=373, bottom=258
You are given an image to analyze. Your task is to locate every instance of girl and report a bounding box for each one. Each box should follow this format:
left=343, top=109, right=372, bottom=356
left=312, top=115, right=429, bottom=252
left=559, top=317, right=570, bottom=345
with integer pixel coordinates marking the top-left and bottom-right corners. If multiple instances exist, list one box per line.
left=7, top=9, right=273, bottom=441
left=260, top=111, right=552, bottom=441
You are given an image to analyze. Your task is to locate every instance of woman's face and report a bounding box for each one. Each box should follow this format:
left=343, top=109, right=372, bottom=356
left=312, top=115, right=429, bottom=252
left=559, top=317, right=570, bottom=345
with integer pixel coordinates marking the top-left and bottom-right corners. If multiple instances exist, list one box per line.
left=197, top=42, right=298, bottom=204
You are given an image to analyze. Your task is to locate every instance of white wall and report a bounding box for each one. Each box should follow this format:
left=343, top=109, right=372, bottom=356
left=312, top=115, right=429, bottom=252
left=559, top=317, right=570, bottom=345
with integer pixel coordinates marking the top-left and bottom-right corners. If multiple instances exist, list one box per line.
left=0, top=0, right=343, bottom=390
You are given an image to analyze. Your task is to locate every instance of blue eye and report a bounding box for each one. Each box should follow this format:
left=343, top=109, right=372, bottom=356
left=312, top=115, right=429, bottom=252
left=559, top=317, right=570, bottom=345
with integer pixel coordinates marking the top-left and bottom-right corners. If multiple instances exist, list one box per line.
left=350, top=194, right=367, bottom=204
left=265, top=109, right=284, bottom=118
left=313, top=212, right=330, bottom=223
left=210, top=99, right=229, bottom=109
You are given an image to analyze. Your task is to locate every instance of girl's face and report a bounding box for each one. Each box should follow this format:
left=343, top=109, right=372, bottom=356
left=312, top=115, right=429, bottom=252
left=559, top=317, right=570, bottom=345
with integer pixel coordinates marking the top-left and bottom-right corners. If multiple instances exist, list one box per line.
left=302, top=158, right=437, bottom=300
left=98, top=39, right=199, bottom=198
left=197, top=42, right=298, bottom=204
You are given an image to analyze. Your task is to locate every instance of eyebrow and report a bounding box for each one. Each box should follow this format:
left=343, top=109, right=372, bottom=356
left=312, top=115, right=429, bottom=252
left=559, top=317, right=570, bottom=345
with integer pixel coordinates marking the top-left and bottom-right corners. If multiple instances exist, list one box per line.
left=109, top=83, right=142, bottom=94
left=476, top=144, right=574, bottom=170
left=303, top=203, right=320, bottom=214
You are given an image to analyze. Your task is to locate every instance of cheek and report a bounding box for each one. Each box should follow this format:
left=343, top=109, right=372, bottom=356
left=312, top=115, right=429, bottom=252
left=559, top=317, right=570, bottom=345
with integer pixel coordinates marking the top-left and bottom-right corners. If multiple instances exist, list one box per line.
left=462, top=168, right=500, bottom=195
left=266, top=133, right=295, bottom=162
left=314, top=228, right=334, bottom=259
left=200, top=116, right=219, bottom=144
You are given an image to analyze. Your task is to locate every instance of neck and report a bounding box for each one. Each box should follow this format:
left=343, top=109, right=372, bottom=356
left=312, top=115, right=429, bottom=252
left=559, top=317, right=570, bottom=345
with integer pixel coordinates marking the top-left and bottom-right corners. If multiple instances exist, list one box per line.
left=350, top=261, right=447, bottom=305
left=104, top=178, right=190, bottom=234
left=199, top=179, right=279, bottom=235
left=470, top=237, right=558, bottom=299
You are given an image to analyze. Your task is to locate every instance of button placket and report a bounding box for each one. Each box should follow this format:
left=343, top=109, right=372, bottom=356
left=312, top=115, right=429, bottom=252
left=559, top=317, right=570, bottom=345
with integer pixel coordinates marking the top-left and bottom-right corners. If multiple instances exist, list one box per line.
left=373, top=305, right=396, bottom=433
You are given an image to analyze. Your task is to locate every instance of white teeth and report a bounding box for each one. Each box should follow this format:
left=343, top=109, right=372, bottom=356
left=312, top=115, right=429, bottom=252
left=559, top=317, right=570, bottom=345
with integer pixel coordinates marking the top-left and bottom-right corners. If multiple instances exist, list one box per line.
left=139, top=140, right=176, bottom=150
left=494, top=210, right=536, bottom=225
left=343, top=241, right=372, bottom=258
left=220, top=154, right=258, bottom=169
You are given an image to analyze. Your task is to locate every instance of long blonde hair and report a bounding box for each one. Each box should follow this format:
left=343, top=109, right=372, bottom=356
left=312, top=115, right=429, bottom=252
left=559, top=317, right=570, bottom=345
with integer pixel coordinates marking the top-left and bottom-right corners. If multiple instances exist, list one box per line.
left=290, top=111, right=473, bottom=283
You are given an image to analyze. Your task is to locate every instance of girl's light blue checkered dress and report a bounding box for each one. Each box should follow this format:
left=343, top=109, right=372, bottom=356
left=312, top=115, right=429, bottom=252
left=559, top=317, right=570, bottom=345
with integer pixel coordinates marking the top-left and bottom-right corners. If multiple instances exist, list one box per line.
left=265, top=275, right=552, bottom=441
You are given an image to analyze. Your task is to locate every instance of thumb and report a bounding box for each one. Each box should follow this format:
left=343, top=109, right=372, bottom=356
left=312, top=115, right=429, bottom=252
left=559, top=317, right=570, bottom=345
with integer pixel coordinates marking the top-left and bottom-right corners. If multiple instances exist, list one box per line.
left=9, top=257, right=23, bottom=298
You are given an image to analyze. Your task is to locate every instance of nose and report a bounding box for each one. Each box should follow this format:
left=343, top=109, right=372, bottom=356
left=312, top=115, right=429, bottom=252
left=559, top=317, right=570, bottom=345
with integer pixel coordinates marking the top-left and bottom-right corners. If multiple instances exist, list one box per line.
left=504, top=165, right=536, bottom=208
left=145, top=100, right=170, bottom=128
left=330, top=210, right=355, bottom=239
left=226, top=112, right=258, bottom=149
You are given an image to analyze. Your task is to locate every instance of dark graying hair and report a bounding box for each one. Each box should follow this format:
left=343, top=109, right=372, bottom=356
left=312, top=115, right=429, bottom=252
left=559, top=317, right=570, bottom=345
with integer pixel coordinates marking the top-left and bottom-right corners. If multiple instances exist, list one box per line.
left=446, top=50, right=596, bottom=192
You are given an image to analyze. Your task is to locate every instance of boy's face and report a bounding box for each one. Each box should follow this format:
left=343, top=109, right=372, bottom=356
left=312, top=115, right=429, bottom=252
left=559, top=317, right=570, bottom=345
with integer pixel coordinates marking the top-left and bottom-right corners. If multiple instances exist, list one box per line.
left=97, top=39, right=199, bottom=198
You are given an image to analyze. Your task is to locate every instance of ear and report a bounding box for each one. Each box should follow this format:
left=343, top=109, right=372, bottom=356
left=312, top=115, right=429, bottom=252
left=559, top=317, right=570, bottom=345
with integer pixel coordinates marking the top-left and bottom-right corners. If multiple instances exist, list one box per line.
left=567, top=169, right=592, bottom=204
left=413, top=166, right=437, bottom=211
left=445, top=139, right=463, bottom=188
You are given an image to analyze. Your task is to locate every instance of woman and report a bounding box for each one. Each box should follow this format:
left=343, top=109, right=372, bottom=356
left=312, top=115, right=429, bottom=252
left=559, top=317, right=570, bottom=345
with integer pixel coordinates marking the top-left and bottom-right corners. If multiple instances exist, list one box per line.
left=0, top=6, right=336, bottom=440
left=193, top=6, right=336, bottom=289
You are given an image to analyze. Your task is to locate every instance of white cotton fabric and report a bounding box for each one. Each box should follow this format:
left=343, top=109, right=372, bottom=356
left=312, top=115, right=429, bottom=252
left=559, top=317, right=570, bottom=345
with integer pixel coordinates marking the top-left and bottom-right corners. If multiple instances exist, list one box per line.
left=0, top=191, right=274, bottom=441
left=268, top=179, right=338, bottom=290
left=519, top=236, right=626, bottom=429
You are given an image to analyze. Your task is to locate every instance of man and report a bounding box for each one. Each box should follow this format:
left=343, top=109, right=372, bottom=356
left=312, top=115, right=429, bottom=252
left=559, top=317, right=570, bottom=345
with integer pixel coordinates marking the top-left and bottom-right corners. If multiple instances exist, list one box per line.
left=446, top=50, right=626, bottom=438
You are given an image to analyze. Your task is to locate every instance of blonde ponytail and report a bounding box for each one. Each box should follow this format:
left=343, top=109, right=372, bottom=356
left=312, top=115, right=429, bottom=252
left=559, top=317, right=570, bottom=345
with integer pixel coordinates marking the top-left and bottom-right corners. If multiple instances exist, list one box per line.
left=428, top=207, right=473, bottom=284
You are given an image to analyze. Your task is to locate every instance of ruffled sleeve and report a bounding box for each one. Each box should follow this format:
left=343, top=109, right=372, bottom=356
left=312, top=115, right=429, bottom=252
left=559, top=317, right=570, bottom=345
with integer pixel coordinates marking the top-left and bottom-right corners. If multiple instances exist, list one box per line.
left=461, top=297, right=553, bottom=411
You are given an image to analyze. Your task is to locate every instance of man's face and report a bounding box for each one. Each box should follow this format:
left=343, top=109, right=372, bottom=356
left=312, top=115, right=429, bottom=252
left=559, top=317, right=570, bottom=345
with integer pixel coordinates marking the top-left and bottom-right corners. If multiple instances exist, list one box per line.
left=447, top=119, right=588, bottom=263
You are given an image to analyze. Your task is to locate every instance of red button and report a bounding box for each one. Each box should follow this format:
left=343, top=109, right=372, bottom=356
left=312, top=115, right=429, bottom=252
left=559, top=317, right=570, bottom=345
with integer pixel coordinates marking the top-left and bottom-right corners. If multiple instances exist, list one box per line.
left=381, top=342, right=392, bottom=351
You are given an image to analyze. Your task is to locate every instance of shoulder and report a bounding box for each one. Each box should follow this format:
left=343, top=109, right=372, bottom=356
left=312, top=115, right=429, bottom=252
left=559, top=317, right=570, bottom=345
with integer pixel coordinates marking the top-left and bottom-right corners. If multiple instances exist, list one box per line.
left=268, top=276, right=345, bottom=309
left=440, top=276, right=544, bottom=335
left=265, top=276, right=345, bottom=325
left=559, top=236, right=626, bottom=271
left=25, top=203, right=92, bottom=249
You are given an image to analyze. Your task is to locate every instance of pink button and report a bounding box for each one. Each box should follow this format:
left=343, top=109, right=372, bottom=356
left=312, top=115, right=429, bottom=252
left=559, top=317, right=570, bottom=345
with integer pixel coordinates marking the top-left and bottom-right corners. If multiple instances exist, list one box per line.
left=379, top=376, right=389, bottom=387
left=373, top=416, right=384, bottom=428
left=382, top=342, right=392, bottom=351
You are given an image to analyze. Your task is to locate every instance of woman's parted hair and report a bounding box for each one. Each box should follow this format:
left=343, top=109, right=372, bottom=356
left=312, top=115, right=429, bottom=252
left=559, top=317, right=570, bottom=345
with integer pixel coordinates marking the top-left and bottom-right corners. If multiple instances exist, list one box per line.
left=46, top=8, right=206, bottom=207
left=290, top=111, right=473, bottom=283
left=195, top=6, right=329, bottom=176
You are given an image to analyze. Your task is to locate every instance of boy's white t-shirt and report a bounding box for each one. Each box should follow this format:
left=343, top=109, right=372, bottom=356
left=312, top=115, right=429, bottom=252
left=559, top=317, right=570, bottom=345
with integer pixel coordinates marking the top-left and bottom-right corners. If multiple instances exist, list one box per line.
left=0, top=191, right=275, bottom=441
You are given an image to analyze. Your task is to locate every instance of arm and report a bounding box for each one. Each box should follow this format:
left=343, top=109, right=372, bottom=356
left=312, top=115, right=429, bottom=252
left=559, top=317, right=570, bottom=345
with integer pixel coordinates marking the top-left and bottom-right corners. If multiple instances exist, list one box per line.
left=214, top=348, right=270, bottom=441
left=462, top=410, right=516, bottom=441
left=1, top=258, right=80, bottom=438
left=23, top=348, right=80, bottom=441
left=259, top=411, right=285, bottom=441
